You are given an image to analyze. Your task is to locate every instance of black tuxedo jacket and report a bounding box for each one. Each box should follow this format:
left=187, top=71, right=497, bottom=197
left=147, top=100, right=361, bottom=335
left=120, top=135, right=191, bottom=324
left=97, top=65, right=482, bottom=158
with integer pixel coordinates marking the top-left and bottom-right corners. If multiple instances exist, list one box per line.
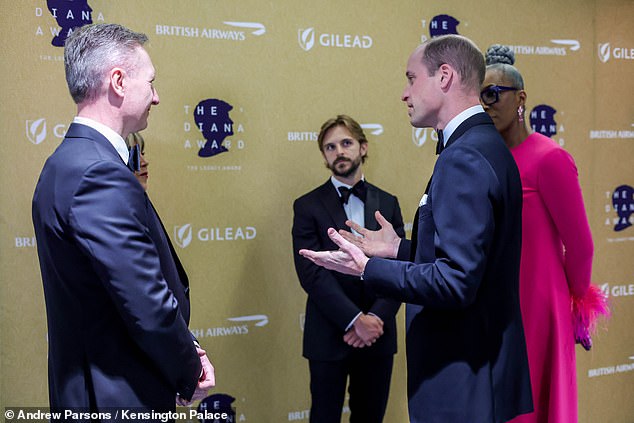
left=292, top=179, right=405, bottom=360
left=32, top=123, right=201, bottom=411
left=366, top=113, right=533, bottom=422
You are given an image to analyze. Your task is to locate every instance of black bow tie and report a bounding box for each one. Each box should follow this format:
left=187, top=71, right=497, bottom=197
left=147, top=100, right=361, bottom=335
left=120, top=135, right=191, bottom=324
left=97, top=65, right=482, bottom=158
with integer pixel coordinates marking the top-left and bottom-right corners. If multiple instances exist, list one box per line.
left=435, top=129, right=445, bottom=155
left=338, top=180, right=367, bottom=204
left=128, top=144, right=140, bottom=172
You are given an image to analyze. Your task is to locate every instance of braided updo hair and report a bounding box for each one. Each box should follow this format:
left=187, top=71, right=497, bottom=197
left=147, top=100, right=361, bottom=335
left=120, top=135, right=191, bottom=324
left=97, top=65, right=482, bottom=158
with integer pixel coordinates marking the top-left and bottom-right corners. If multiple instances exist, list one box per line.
left=484, top=44, right=524, bottom=89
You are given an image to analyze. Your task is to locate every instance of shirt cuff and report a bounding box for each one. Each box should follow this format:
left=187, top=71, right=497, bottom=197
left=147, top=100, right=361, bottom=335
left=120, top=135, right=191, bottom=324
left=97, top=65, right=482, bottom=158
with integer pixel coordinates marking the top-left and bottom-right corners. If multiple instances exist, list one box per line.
left=345, top=311, right=363, bottom=332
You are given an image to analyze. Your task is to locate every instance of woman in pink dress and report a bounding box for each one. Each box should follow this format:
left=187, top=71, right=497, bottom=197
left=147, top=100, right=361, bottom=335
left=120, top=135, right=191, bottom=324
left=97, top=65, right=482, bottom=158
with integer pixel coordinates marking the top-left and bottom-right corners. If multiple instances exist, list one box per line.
left=481, top=45, right=594, bottom=423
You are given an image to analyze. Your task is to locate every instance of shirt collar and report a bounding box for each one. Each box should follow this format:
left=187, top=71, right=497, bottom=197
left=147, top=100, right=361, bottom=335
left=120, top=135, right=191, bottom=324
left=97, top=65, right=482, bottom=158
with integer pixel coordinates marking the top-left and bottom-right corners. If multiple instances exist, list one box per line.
left=330, top=175, right=365, bottom=193
left=73, top=116, right=129, bottom=164
left=440, top=104, right=484, bottom=146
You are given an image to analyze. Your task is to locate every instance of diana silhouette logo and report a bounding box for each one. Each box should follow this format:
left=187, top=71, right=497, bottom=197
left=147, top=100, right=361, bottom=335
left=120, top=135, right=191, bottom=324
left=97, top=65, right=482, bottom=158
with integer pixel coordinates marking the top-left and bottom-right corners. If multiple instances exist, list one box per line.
left=174, top=224, right=193, bottom=248
left=26, top=119, right=47, bottom=144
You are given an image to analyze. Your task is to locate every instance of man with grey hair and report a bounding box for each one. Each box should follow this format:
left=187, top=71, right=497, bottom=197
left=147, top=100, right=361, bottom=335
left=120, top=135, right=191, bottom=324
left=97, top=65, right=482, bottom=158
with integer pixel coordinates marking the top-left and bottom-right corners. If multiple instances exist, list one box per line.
left=300, top=35, right=533, bottom=422
left=32, top=23, right=214, bottom=414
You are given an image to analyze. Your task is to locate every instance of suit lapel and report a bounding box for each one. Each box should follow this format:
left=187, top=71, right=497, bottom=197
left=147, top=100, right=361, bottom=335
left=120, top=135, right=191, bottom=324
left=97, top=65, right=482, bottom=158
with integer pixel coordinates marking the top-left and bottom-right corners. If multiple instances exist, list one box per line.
left=364, top=183, right=379, bottom=231
left=318, top=181, right=348, bottom=230
left=146, top=196, right=191, bottom=322
left=149, top=200, right=190, bottom=290
left=64, top=123, right=131, bottom=171
left=445, top=112, right=494, bottom=147
left=65, top=123, right=125, bottom=163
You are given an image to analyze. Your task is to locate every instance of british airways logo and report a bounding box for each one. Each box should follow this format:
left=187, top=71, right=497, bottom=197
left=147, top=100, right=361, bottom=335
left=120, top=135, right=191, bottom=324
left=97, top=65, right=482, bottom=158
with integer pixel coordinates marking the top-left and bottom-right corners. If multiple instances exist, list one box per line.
left=191, top=315, right=269, bottom=339
left=288, top=123, right=382, bottom=142
left=507, top=40, right=581, bottom=56
left=155, top=21, right=266, bottom=41
left=360, top=123, right=384, bottom=136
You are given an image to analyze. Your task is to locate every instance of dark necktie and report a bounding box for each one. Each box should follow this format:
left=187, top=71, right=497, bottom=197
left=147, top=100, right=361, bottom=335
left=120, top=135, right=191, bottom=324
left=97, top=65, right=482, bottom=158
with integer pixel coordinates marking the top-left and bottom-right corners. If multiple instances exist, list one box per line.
left=128, top=144, right=141, bottom=172
left=435, top=129, right=445, bottom=155
left=338, top=180, right=367, bottom=204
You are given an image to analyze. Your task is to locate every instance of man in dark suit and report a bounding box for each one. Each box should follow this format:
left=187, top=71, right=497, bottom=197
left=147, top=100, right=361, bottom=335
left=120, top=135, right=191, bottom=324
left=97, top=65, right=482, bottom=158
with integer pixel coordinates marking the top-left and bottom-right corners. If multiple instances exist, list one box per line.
left=300, top=36, right=533, bottom=422
left=292, top=115, right=405, bottom=423
left=31, top=23, right=214, bottom=413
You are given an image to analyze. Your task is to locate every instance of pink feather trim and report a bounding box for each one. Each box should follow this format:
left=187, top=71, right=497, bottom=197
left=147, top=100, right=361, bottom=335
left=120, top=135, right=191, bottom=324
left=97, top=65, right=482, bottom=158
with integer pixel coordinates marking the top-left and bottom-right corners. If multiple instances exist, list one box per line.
left=572, top=284, right=610, bottom=351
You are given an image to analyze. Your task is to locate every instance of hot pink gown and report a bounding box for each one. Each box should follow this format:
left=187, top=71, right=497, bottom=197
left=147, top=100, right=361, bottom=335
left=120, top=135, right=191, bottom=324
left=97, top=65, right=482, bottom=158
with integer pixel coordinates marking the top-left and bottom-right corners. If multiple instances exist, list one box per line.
left=510, top=133, right=593, bottom=423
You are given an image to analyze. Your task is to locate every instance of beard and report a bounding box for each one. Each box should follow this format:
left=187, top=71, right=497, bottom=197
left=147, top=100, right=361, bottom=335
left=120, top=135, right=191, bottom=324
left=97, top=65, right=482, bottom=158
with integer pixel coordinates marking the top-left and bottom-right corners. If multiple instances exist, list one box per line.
left=328, top=156, right=362, bottom=178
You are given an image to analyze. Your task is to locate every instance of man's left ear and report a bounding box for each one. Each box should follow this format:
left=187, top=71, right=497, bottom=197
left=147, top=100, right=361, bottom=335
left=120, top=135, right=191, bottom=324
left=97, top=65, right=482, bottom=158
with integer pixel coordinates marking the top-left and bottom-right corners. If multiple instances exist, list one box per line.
left=438, top=64, right=453, bottom=89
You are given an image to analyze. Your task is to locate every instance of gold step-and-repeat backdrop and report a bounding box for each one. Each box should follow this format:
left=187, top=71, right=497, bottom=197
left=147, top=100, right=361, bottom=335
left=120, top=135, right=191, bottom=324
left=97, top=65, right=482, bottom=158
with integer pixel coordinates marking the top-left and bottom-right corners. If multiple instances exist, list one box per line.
left=1, top=1, right=632, bottom=422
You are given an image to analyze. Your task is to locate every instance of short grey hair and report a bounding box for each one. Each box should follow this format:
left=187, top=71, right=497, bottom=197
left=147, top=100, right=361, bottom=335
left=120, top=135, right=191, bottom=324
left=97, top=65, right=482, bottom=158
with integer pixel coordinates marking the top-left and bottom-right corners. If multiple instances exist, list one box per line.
left=420, top=34, right=486, bottom=92
left=64, top=23, right=148, bottom=104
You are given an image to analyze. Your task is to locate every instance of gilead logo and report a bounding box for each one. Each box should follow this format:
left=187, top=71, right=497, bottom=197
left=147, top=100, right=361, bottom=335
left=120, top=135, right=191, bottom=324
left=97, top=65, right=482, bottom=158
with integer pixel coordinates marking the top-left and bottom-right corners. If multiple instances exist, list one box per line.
left=25, top=119, right=68, bottom=145
left=174, top=224, right=257, bottom=248
left=298, top=27, right=372, bottom=51
left=598, top=42, right=634, bottom=63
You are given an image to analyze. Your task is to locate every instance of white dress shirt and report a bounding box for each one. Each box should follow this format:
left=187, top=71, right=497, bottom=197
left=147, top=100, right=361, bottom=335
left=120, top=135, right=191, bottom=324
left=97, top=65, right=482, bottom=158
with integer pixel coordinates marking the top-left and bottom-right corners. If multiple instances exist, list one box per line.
left=73, top=116, right=129, bottom=164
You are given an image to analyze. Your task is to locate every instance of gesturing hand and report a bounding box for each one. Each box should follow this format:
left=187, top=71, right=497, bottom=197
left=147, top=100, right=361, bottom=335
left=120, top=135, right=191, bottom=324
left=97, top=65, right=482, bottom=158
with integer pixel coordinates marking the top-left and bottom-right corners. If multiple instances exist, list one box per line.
left=339, top=211, right=401, bottom=259
left=299, top=228, right=369, bottom=276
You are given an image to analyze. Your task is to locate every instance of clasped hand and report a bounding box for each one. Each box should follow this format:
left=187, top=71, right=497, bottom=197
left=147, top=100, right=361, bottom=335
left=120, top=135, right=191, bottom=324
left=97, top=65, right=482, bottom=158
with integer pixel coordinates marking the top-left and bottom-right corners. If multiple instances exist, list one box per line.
left=344, top=314, right=384, bottom=348
left=176, top=347, right=215, bottom=406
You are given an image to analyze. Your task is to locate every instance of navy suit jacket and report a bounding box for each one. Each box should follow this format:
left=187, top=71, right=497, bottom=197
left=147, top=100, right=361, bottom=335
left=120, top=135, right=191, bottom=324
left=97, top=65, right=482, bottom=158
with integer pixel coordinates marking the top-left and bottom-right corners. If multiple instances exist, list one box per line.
left=365, top=113, right=533, bottom=423
left=32, top=123, right=201, bottom=411
left=292, top=180, right=404, bottom=360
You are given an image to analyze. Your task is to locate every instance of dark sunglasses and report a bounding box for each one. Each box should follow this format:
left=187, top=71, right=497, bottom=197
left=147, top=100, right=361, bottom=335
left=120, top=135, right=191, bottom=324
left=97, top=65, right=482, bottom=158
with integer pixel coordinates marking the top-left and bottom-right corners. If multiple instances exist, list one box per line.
left=480, top=85, right=519, bottom=106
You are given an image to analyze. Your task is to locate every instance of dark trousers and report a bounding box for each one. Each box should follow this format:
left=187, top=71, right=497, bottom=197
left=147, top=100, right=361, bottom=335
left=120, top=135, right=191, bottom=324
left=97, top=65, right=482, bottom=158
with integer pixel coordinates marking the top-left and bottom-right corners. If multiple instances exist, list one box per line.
left=308, top=353, right=393, bottom=423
